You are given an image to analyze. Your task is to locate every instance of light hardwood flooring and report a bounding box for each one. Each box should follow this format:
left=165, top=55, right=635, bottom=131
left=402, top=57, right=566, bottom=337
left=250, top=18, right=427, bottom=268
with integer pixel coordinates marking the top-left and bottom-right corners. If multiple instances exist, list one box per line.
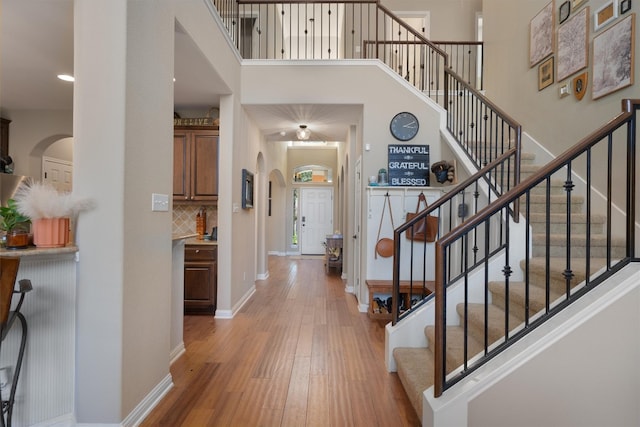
left=141, top=256, right=420, bottom=426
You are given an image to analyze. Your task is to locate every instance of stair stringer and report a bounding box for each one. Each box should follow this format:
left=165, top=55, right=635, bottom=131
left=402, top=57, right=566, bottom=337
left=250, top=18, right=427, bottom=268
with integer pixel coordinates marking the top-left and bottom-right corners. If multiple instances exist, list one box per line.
left=421, top=263, right=640, bottom=427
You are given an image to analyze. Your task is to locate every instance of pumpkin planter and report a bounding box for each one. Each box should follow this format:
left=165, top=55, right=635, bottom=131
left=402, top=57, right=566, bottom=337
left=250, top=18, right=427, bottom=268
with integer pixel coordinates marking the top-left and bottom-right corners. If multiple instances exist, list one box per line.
left=32, top=218, right=70, bottom=248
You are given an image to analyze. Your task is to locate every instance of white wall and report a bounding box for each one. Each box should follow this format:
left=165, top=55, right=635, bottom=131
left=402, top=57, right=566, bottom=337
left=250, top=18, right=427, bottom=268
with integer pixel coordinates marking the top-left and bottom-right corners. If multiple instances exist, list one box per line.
left=1, top=109, right=72, bottom=177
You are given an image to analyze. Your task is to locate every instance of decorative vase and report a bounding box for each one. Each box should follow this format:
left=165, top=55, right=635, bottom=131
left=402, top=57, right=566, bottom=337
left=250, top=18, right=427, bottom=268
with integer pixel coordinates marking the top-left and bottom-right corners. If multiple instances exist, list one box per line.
left=32, top=217, right=70, bottom=248
left=5, top=230, right=30, bottom=249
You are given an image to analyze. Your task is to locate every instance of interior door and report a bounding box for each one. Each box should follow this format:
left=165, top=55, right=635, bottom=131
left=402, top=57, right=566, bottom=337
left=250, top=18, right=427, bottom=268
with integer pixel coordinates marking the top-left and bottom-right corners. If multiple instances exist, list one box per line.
left=42, top=156, right=73, bottom=191
left=300, top=187, right=333, bottom=254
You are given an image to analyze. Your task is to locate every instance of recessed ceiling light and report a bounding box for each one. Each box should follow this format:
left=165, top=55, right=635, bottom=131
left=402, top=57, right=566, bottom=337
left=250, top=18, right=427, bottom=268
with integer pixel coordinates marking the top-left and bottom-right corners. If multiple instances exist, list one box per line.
left=57, top=74, right=75, bottom=82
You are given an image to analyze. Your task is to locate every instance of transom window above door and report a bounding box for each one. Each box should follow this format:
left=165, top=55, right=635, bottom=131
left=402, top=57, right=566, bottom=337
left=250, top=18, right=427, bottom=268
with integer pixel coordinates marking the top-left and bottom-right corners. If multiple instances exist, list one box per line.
left=293, top=165, right=333, bottom=183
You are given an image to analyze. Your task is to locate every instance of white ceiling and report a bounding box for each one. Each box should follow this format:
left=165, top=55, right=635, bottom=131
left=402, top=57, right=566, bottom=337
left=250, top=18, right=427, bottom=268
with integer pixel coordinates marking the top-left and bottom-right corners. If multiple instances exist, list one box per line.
left=1, top=0, right=356, bottom=144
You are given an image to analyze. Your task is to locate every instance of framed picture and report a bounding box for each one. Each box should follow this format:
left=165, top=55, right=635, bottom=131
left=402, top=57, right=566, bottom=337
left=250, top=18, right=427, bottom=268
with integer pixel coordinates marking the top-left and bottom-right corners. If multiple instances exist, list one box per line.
left=530, top=1, right=555, bottom=67
left=573, top=72, right=588, bottom=100
left=242, top=168, right=254, bottom=209
left=592, top=13, right=635, bottom=99
left=557, top=7, right=589, bottom=81
left=538, top=56, right=555, bottom=90
left=594, top=0, right=618, bottom=31
left=559, top=1, right=571, bottom=24
left=621, top=0, right=632, bottom=14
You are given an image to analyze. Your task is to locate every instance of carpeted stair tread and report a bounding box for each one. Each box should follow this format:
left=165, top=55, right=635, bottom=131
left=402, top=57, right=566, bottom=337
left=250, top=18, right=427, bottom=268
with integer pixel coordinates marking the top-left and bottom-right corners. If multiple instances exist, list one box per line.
left=393, top=347, right=434, bottom=419
left=528, top=213, right=606, bottom=234
left=488, top=281, right=561, bottom=321
left=531, top=234, right=627, bottom=258
left=424, top=325, right=484, bottom=372
left=457, top=303, right=523, bottom=346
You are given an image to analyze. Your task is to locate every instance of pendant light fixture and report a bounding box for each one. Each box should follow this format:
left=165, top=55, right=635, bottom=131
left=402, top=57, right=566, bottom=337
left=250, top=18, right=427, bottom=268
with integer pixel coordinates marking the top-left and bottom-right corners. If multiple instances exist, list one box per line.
left=296, top=124, right=310, bottom=140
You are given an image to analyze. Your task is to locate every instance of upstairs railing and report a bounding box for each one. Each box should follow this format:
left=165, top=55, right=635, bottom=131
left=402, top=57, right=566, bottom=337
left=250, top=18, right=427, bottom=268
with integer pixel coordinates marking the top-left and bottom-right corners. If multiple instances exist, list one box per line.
left=426, top=99, right=638, bottom=397
left=210, top=0, right=483, bottom=103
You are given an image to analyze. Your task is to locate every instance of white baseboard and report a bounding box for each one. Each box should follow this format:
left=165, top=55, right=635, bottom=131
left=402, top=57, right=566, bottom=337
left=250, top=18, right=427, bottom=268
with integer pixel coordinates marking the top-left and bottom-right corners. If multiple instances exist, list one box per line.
left=121, top=374, right=173, bottom=427
left=215, top=286, right=256, bottom=319
left=170, top=342, right=186, bottom=365
left=256, top=271, right=270, bottom=280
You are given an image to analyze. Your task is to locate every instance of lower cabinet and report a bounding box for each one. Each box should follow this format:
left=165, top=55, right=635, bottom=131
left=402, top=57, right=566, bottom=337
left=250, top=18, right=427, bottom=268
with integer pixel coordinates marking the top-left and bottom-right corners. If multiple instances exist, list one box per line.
left=184, top=245, right=217, bottom=315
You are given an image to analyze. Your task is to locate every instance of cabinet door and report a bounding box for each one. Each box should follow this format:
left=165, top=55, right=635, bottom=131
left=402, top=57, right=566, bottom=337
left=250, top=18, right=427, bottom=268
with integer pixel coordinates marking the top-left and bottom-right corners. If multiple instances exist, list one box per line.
left=190, top=131, right=218, bottom=201
left=173, top=132, right=190, bottom=200
left=184, top=260, right=215, bottom=313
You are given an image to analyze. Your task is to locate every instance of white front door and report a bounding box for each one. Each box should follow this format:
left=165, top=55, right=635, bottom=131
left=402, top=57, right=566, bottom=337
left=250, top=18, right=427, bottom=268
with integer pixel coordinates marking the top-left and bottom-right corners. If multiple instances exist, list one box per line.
left=300, top=187, right=333, bottom=255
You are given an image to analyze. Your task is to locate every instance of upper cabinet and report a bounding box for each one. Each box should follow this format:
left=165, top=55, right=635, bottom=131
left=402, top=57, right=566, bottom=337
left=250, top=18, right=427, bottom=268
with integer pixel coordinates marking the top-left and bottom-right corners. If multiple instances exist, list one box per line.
left=173, top=126, right=219, bottom=203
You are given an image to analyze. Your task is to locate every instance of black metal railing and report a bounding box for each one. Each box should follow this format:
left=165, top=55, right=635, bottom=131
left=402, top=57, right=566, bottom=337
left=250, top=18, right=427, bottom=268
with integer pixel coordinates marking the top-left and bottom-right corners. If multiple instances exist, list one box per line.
left=209, top=0, right=486, bottom=105
left=392, top=149, right=521, bottom=322
left=429, top=99, right=638, bottom=397
left=434, top=41, right=483, bottom=91
left=445, top=70, right=520, bottom=179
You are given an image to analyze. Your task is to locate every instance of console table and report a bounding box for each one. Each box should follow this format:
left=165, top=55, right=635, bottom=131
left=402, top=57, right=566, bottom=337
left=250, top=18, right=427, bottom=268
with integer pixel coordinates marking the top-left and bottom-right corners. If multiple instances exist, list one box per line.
left=325, top=236, right=343, bottom=273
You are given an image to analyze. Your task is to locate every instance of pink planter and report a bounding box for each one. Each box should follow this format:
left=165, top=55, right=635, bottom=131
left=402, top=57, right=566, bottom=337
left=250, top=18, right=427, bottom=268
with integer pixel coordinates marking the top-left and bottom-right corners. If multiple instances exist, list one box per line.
left=33, top=218, right=70, bottom=248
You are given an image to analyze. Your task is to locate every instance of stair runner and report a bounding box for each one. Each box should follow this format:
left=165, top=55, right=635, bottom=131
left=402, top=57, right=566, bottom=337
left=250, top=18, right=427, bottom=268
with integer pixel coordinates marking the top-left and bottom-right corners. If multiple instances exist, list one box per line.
left=392, top=150, right=626, bottom=420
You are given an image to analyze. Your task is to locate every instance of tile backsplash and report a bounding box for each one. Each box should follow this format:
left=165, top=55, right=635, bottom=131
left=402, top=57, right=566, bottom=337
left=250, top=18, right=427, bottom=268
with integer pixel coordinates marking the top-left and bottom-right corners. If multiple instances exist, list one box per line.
left=173, top=204, right=217, bottom=235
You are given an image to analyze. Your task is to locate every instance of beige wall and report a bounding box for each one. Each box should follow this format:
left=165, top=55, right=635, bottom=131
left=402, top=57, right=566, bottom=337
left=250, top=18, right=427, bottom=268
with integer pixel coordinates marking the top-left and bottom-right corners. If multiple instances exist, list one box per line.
left=384, top=0, right=482, bottom=40
left=483, top=0, right=640, bottom=154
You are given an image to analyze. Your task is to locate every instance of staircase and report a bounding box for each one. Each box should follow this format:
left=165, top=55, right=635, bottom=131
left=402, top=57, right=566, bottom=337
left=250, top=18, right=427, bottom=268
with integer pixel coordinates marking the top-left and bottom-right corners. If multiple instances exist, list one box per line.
left=392, top=148, right=628, bottom=420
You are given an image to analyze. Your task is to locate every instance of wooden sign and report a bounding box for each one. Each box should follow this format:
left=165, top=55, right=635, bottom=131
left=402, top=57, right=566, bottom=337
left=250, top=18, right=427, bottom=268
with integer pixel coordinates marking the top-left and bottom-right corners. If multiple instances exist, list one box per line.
left=173, top=117, right=216, bottom=127
left=387, top=144, right=430, bottom=186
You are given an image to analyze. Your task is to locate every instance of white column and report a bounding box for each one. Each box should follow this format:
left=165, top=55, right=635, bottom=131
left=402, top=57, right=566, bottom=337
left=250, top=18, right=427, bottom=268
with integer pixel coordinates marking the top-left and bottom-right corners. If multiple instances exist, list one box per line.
left=73, top=0, right=174, bottom=422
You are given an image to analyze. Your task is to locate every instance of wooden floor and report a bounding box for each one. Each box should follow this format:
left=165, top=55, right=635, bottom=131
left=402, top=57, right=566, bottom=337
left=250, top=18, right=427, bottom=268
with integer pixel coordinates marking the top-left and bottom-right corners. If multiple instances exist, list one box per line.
left=141, top=256, right=420, bottom=426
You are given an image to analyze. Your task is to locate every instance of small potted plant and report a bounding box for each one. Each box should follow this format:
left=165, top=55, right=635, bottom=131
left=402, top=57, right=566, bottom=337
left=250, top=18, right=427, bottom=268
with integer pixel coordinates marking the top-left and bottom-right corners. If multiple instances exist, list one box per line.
left=14, top=181, right=95, bottom=248
left=0, top=198, right=32, bottom=249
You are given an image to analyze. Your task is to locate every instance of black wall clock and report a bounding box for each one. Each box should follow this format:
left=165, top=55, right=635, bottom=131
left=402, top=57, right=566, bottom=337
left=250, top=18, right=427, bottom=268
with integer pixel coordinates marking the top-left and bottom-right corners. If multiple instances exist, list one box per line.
left=390, top=112, right=419, bottom=141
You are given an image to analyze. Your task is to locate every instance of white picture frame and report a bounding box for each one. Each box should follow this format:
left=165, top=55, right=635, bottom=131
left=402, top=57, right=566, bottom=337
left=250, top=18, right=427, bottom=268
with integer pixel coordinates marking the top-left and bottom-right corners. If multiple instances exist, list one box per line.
left=594, top=0, right=619, bottom=31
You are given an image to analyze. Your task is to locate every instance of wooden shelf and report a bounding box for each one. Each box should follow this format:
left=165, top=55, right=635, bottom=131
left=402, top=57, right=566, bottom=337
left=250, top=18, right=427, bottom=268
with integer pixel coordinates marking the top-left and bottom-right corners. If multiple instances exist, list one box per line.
left=366, top=279, right=434, bottom=320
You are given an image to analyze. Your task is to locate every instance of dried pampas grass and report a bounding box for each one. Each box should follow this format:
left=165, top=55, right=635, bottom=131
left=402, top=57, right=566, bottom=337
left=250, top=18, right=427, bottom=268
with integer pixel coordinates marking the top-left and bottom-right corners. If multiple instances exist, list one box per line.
left=14, top=180, right=96, bottom=220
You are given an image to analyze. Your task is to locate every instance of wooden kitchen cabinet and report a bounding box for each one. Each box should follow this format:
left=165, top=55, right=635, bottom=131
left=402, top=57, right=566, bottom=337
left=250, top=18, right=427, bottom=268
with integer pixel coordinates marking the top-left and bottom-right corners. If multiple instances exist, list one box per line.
left=174, top=126, right=219, bottom=203
left=184, top=245, right=217, bottom=314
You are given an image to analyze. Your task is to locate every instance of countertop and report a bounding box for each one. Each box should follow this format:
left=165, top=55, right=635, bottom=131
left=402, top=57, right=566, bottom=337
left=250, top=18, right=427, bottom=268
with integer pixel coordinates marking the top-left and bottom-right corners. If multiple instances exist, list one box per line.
left=0, top=244, right=78, bottom=257
left=172, top=233, right=217, bottom=245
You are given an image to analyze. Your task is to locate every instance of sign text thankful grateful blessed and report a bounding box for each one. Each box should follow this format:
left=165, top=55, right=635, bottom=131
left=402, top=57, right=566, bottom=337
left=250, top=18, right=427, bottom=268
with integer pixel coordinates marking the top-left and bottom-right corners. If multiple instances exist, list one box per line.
left=387, top=144, right=430, bottom=186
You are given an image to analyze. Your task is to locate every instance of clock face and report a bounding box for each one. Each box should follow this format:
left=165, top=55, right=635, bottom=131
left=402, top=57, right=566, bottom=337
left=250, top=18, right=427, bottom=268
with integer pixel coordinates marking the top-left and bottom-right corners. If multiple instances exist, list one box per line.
left=390, top=112, right=419, bottom=141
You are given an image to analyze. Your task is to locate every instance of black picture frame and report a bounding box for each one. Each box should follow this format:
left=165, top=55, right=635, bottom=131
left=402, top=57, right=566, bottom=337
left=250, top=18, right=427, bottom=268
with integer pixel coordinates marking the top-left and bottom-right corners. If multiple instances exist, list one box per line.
left=559, top=1, right=571, bottom=23
left=621, top=0, right=632, bottom=14
left=242, top=169, right=254, bottom=209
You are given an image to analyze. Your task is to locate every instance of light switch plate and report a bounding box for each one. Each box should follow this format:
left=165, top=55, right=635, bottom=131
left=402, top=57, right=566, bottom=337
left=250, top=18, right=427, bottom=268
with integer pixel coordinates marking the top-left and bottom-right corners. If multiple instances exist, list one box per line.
left=151, top=193, right=169, bottom=212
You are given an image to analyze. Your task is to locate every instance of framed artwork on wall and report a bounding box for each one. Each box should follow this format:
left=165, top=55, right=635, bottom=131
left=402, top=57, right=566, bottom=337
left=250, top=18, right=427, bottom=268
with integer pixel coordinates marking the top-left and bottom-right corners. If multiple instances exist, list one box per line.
left=592, top=13, right=635, bottom=99
left=242, top=168, right=254, bottom=209
left=559, top=1, right=571, bottom=24
left=530, top=1, right=555, bottom=67
left=621, top=0, right=632, bottom=14
left=538, top=56, right=555, bottom=90
left=573, top=72, right=588, bottom=100
left=557, top=6, right=589, bottom=81
left=594, top=0, right=619, bottom=31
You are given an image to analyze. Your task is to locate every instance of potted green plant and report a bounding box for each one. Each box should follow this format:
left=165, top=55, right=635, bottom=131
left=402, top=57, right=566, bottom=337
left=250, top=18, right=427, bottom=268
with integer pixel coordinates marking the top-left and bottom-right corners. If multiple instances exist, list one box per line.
left=0, top=198, right=31, bottom=248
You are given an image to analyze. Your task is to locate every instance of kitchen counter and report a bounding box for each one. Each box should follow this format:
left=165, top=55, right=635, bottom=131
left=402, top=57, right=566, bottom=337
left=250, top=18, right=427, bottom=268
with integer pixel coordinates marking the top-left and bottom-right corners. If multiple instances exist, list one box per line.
left=0, top=244, right=78, bottom=257
left=184, top=237, right=217, bottom=246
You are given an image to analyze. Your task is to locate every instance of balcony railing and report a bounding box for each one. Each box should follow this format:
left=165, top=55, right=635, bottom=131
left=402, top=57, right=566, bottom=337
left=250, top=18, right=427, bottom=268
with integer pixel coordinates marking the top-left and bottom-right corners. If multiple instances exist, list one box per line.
left=210, top=0, right=484, bottom=101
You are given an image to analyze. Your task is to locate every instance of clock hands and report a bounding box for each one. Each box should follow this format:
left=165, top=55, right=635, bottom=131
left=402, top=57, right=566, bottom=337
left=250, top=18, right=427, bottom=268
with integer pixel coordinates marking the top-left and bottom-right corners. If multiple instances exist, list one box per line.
left=403, top=120, right=417, bottom=128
